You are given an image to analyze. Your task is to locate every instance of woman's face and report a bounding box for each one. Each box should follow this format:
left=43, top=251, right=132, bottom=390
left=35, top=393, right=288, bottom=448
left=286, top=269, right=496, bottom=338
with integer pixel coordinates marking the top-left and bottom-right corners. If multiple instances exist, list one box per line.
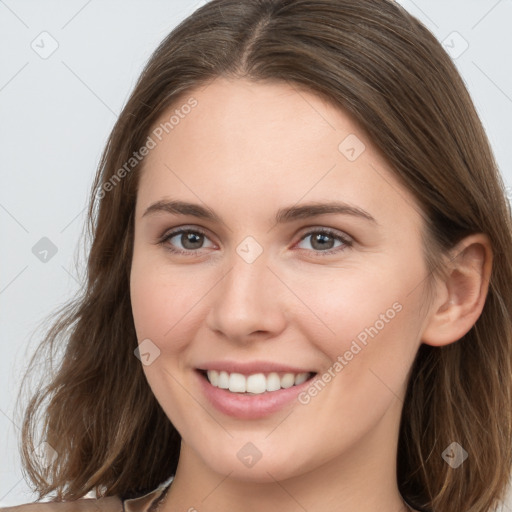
left=130, top=77, right=432, bottom=482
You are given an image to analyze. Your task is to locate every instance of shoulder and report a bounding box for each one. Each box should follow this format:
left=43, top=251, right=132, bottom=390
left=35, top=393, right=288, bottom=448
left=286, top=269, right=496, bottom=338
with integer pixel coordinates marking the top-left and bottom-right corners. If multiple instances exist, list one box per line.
left=1, top=476, right=174, bottom=512
left=0, top=496, right=123, bottom=512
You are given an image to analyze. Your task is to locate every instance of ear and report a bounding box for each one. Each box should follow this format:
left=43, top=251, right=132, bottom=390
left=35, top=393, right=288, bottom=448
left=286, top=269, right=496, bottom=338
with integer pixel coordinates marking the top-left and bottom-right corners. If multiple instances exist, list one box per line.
left=421, top=233, right=493, bottom=347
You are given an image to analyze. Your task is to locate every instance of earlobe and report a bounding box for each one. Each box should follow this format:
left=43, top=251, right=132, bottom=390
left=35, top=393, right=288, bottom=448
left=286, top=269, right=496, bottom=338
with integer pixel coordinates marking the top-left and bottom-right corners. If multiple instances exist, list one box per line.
left=421, top=233, right=493, bottom=347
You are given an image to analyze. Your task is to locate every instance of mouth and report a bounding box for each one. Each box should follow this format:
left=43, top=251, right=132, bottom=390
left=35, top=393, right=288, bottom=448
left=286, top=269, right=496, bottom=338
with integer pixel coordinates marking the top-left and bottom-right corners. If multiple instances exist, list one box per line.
left=197, top=369, right=318, bottom=395
left=194, top=361, right=319, bottom=419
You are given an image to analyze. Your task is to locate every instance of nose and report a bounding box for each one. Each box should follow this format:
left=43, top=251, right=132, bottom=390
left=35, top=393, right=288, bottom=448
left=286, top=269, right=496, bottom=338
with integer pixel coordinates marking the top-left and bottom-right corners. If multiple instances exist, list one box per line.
left=205, top=248, right=287, bottom=344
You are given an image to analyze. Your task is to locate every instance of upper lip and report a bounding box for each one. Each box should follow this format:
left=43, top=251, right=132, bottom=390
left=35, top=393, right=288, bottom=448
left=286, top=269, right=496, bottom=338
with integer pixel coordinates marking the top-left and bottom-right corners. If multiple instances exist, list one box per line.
left=196, top=360, right=315, bottom=375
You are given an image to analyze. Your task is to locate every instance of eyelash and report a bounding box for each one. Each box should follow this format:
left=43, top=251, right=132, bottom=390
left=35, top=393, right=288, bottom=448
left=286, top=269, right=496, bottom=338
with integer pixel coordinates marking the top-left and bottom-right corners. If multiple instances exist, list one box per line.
left=157, top=226, right=353, bottom=257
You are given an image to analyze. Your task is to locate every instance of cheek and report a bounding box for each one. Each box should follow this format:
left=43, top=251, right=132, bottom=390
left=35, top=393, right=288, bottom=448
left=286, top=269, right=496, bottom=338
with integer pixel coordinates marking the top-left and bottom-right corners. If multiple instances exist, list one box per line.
left=130, top=257, right=201, bottom=432
left=298, top=249, right=426, bottom=380
left=130, top=252, right=212, bottom=354
left=130, top=269, right=170, bottom=344
left=291, top=294, right=420, bottom=456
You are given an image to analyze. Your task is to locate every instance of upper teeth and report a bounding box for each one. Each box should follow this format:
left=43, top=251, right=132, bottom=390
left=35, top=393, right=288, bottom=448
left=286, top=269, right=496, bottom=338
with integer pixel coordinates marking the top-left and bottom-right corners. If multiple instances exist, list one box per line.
left=206, top=370, right=310, bottom=394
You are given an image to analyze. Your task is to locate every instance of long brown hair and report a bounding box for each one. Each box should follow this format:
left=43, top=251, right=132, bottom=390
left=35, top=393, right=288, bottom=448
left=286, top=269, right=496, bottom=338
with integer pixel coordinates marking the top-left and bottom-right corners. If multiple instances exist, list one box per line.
left=17, top=1, right=512, bottom=510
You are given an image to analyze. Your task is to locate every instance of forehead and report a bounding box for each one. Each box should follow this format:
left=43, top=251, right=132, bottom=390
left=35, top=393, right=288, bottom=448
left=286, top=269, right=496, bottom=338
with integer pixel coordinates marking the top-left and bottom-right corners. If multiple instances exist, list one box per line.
left=149, top=77, right=368, bottom=151
left=136, top=77, right=421, bottom=227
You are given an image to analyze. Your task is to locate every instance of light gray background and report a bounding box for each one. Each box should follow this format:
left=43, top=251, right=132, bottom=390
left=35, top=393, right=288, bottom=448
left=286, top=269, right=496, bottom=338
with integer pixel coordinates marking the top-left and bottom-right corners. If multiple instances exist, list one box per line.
left=1, top=0, right=511, bottom=507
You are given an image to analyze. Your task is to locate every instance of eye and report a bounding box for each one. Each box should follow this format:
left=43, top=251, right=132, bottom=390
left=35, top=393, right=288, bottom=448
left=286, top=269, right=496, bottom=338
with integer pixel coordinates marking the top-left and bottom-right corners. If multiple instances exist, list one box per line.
left=158, top=226, right=352, bottom=257
left=295, top=228, right=352, bottom=256
left=158, top=227, right=215, bottom=255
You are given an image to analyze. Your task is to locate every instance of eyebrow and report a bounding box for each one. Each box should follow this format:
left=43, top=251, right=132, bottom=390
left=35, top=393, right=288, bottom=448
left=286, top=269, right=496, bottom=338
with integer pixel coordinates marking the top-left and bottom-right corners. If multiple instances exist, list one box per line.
left=142, top=199, right=377, bottom=224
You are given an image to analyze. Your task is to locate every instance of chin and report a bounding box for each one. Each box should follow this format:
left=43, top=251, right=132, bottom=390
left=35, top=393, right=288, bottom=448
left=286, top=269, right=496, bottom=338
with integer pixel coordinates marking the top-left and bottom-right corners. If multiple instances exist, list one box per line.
left=190, top=436, right=312, bottom=483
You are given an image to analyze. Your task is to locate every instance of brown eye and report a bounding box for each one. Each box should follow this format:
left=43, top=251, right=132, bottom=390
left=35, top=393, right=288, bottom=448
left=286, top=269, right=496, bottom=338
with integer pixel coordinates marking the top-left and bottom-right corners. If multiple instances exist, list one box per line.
left=296, top=229, right=352, bottom=256
left=159, top=228, right=214, bottom=255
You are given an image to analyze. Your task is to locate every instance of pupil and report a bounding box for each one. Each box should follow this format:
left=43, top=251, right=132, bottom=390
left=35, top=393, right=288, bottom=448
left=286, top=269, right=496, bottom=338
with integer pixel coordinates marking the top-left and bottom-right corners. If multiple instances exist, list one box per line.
left=314, top=233, right=333, bottom=250
left=183, top=232, right=202, bottom=249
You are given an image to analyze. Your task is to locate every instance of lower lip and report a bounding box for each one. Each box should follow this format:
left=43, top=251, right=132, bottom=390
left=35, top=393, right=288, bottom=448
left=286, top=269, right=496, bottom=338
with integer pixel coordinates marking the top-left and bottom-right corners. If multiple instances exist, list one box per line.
left=196, top=370, right=316, bottom=420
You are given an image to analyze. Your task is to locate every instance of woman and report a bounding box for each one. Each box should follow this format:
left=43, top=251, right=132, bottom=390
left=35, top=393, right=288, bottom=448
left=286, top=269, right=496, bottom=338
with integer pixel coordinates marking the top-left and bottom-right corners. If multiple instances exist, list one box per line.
left=5, top=0, right=512, bottom=511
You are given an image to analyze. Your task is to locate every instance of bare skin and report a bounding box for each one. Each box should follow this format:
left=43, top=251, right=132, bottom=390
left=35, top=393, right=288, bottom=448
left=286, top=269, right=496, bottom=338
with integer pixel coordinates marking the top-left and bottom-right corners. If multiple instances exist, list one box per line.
left=129, top=77, right=492, bottom=512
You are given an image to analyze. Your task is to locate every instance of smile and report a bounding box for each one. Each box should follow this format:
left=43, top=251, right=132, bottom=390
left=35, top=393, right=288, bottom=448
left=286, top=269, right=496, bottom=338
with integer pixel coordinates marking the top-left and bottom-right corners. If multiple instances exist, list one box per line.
left=196, top=366, right=318, bottom=419
left=203, top=370, right=315, bottom=394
